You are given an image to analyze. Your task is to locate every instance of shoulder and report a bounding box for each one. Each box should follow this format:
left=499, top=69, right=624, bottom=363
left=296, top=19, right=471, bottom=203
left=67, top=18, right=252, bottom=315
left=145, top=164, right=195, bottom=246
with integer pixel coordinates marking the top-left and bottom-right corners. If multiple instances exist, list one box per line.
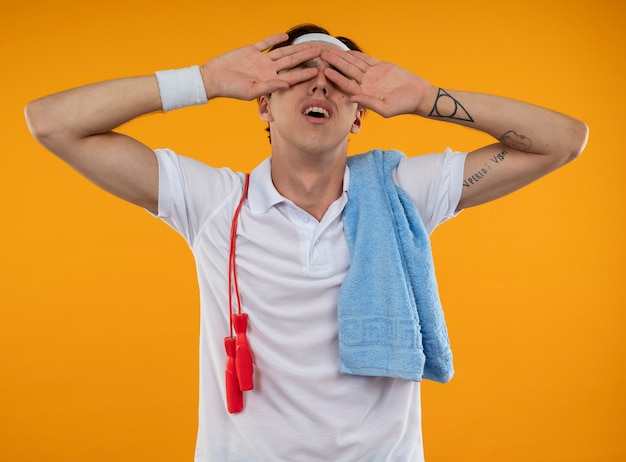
left=393, top=148, right=468, bottom=233
left=154, top=148, right=244, bottom=193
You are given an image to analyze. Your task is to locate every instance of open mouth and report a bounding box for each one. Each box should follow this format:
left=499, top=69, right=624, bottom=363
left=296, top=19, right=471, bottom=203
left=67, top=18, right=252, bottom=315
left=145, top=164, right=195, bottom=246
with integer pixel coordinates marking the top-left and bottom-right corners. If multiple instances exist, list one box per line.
left=303, top=106, right=330, bottom=119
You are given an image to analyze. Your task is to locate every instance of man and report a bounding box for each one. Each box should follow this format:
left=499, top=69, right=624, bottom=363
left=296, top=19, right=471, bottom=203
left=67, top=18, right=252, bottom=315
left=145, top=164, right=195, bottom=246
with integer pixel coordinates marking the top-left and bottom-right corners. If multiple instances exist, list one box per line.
left=25, top=24, right=587, bottom=461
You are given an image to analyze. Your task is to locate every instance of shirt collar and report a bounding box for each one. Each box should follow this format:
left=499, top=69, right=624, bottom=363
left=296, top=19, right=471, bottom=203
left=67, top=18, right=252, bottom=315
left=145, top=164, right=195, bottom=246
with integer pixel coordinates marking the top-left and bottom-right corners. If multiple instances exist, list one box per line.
left=248, top=157, right=351, bottom=215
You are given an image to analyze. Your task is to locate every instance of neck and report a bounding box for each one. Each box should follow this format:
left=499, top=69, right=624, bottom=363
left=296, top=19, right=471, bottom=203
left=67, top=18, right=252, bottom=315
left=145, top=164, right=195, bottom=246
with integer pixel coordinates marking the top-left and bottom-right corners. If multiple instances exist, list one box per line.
left=270, top=147, right=347, bottom=221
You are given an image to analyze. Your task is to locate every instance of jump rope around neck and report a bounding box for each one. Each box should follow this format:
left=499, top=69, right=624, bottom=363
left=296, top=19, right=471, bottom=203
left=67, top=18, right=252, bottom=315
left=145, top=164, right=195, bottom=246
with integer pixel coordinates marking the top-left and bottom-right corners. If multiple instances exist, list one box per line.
left=225, top=173, right=253, bottom=413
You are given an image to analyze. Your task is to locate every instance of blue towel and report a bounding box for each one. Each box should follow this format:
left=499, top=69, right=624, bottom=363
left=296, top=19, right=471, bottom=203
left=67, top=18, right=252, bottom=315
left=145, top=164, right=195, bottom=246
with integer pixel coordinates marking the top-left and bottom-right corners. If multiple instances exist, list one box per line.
left=339, top=149, right=454, bottom=383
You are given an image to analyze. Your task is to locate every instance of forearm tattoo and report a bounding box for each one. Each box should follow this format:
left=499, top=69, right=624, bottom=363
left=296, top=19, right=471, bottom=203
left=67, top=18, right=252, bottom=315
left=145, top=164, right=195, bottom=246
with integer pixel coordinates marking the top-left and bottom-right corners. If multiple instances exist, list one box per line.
left=500, top=130, right=533, bottom=151
left=463, top=149, right=509, bottom=187
left=429, top=88, right=474, bottom=122
left=429, top=90, right=534, bottom=152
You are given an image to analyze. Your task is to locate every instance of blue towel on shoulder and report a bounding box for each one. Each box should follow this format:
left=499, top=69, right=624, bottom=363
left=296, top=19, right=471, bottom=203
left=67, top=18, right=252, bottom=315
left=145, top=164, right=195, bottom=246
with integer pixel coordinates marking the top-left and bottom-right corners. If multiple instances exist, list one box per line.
left=339, top=149, right=454, bottom=383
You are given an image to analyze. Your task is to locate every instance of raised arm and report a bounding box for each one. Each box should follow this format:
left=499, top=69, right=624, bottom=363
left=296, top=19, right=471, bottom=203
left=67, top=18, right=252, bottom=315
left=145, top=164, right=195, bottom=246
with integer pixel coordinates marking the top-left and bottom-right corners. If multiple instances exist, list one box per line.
left=24, top=34, right=322, bottom=214
left=25, top=75, right=162, bottom=212
left=321, top=49, right=589, bottom=210
left=421, top=88, right=588, bottom=210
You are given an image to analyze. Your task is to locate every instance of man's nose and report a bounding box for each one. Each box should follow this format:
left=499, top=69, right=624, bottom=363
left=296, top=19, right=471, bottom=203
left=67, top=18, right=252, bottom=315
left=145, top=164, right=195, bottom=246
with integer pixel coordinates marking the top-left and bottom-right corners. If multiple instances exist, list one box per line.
left=311, top=85, right=328, bottom=95
left=309, top=66, right=329, bottom=96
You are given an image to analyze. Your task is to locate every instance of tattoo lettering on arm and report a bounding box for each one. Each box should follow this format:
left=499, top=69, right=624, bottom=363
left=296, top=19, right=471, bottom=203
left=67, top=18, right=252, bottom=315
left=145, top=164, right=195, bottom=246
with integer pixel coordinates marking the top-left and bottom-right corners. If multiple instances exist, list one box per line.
left=490, top=149, right=509, bottom=164
left=429, top=88, right=474, bottom=122
left=463, top=149, right=509, bottom=188
left=500, top=130, right=532, bottom=151
left=463, top=163, right=490, bottom=187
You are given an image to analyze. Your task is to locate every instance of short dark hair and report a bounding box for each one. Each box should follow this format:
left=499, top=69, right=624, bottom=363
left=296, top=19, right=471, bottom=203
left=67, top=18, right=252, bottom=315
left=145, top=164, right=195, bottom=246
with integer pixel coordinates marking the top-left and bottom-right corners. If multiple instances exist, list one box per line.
left=264, top=24, right=363, bottom=142
left=269, top=23, right=363, bottom=53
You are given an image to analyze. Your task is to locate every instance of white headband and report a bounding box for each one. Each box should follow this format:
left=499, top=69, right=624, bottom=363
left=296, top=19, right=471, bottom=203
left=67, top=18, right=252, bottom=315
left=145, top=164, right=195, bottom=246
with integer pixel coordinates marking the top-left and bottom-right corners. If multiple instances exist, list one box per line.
left=292, top=33, right=350, bottom=51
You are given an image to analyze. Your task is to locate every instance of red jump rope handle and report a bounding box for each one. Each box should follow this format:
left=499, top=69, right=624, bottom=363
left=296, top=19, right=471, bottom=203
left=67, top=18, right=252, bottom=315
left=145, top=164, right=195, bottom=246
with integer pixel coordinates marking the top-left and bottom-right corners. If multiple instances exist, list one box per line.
left=224, top=337, right=243, bottom=414
left=232, top=313, right=254, bottom=391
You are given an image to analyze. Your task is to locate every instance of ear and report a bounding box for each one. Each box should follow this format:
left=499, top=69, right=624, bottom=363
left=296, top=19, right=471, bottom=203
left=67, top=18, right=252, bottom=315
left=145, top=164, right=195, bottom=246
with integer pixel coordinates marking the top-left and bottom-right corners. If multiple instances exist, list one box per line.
left=350, top=107, right=364, bottom=134
left=258, top=95, right=274, bottom=122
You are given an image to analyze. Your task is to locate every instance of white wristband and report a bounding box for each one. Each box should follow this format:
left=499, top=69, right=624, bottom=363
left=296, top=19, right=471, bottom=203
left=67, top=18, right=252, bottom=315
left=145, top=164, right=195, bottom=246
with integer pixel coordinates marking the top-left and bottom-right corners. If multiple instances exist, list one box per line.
left=155, top=65, right=208, bottom=112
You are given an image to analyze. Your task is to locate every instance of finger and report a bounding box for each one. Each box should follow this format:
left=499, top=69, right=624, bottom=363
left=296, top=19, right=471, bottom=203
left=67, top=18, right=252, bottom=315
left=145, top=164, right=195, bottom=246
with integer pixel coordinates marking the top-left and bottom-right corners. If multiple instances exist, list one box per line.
left=322, top=49, right=372, bottom=73
left=324, top=68, right=361, bottom=94
left=320, top=51, right=366, bottom=83
left=267, top=43, right=322, bottom=64
left=267, top=42, right=318, bottom=59
left=253, top=33, right=289, bottom=52
left=274, top=47, right=321, bottom=72
left=346, top=50, right=380, bottom=67
left=278, top=67, right=319, bottom=86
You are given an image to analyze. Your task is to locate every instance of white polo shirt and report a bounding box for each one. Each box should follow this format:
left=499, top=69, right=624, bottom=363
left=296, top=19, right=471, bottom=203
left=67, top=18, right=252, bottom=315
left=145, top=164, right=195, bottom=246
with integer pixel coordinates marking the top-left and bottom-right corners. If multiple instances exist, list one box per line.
left=153, top=148, right=466, bottom=462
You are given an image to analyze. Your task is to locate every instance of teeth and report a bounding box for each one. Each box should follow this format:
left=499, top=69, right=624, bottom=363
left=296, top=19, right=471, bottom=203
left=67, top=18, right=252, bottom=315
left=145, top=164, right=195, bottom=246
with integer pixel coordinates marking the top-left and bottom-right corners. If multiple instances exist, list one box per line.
left=303, top=106, right=329, bottom=118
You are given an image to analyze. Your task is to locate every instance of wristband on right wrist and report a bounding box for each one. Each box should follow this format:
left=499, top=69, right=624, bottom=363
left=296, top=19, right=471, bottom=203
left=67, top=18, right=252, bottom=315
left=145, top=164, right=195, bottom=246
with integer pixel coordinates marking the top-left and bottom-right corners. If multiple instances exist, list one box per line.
left=155, top=65, right=208, bottom=112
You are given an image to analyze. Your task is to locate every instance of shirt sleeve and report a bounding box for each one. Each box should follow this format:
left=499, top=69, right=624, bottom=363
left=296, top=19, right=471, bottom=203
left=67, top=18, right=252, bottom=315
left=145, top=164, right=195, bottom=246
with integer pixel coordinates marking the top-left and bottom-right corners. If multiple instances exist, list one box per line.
left=392, top=148, right=467, bottom=235
left=151, top=148, right=242, bottom=247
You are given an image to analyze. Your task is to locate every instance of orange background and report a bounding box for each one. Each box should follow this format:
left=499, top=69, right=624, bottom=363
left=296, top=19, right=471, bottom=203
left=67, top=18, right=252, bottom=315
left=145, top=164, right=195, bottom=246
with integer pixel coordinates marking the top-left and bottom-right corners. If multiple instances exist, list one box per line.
left=2, top=0, right=624, bottom=460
